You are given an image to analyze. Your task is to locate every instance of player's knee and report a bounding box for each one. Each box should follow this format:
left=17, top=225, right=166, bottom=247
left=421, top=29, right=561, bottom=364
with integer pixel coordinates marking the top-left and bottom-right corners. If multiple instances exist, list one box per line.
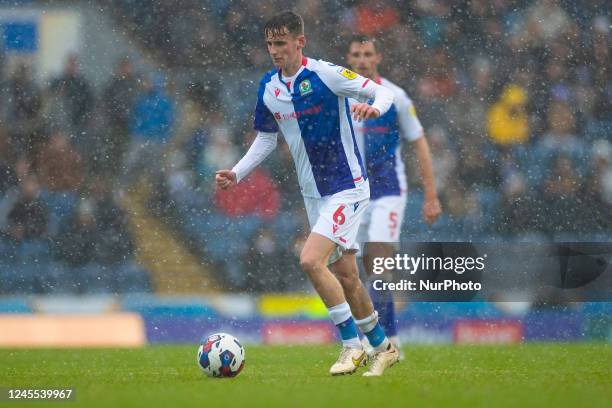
left=335, top=268, right=360, bottom=291
left=336, top=274, right=354, bottom=291
left=299, top=253, right=323, bottom=275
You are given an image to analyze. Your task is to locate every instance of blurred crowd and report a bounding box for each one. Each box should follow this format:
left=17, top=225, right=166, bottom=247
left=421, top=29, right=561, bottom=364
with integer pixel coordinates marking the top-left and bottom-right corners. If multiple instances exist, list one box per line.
left=0, top=55, right=152, bottom=294
left=1, top=0, right=611, bottom=293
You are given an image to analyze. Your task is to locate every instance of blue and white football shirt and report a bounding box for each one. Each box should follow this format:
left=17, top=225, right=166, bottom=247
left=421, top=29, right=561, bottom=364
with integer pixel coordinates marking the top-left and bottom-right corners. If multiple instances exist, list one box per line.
left=353, top=77, right=423, bottom=200
left=253, top=57, right=388, bottom=199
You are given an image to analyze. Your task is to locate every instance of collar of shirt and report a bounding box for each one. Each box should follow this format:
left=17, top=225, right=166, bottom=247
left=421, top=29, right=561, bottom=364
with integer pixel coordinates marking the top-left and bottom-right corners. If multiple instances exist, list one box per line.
left=279, top=56, right=309, bottom=92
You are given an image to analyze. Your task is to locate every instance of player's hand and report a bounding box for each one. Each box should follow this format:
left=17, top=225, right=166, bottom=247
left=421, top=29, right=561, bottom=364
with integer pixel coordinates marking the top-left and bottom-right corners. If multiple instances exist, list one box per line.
left=423, top=197, right=442, bottom=226
left=215, top=170, right=237, bottom=190
left=351, top=103, right=380, bottom=122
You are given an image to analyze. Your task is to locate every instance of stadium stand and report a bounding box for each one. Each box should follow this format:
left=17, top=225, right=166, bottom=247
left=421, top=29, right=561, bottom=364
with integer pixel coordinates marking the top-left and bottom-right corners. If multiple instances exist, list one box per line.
left=0, top=0, right=610, bottom=294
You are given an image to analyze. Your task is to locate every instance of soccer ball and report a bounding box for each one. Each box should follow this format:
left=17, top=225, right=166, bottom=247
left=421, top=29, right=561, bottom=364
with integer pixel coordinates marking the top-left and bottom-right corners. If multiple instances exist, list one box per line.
left=197, top=333, right=245, bottom=378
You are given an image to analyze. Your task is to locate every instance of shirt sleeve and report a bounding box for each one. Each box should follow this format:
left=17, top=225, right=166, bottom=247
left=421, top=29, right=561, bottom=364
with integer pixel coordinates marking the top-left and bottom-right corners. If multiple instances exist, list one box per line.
left=395, top=90, right=424, bottom=141
left=231, top=131, right=278, bottom=182
left=253, top=75, right=279, bottom=133
left=316, top=63, right=394, bottom=115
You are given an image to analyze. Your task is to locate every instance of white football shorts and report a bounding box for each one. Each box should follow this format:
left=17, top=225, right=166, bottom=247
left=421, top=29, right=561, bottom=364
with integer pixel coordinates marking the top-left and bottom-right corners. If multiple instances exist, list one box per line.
left=357, top=194, right=407, bottom=246
left=303, top=183, right=370, bottom=264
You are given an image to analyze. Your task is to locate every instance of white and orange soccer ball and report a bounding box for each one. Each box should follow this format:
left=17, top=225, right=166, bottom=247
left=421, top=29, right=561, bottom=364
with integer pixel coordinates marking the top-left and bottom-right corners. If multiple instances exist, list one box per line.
left=197, top=333, right=245, bottom=378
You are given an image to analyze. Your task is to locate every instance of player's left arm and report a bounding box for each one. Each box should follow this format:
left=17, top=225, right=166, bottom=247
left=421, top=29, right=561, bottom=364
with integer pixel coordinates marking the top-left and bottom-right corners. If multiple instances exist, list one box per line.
left=413, top=137, right=441, bottom=225
left=397, top=93, right=442, bottom=226
left=318, top=64, right=394, bottom=121
left=350, top=79, right=394, bottom=122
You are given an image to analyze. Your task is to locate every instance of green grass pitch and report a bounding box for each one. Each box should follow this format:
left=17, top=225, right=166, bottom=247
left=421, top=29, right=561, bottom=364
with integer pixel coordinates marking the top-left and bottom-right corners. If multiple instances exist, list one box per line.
left=1, top=344, right=610, bottom=408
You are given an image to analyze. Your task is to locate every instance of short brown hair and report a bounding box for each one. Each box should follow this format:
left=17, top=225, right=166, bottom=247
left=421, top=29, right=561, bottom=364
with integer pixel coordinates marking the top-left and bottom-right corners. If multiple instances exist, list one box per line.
left=348, top=34, right=378, bottom=52
left=264, top=11, right=304, bottom=37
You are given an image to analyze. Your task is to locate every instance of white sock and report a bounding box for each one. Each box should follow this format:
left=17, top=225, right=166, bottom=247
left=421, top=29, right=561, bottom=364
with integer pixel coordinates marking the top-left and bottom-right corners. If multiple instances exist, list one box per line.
left=328, top=302, right=362, bottom=349
left=342, top=336, right=362, bottom=349
left=355, top=311, right=390, bottom=353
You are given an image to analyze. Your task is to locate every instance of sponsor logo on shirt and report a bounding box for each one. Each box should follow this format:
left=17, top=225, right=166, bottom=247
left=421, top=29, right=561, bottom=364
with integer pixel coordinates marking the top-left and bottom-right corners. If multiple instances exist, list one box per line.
left=409, top=104, right=418, bottom=118
left=363, top=126, right=391, bottom=134
left=274, top=88, right=281, bottom=97
left=337, top=67, right=357, bottom=80
left=273, top=104, right=322, bottom=121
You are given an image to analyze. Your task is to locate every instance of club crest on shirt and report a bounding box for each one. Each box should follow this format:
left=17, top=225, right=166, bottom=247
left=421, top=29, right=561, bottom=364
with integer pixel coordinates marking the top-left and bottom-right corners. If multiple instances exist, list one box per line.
left=299, top=79, right=312, bottom=96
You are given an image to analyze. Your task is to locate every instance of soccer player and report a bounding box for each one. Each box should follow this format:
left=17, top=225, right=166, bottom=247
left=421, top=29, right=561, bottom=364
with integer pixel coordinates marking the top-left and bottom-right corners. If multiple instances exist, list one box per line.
left=216, top=11, right=399, bottom=376
left=346, top=35, right=442, bottom=355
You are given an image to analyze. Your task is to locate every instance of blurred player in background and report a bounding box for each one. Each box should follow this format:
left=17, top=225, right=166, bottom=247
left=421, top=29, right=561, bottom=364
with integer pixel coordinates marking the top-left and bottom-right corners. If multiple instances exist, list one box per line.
left=347, top=35, right=442, bottom=356
left=216, top=11, right=400, bottom=376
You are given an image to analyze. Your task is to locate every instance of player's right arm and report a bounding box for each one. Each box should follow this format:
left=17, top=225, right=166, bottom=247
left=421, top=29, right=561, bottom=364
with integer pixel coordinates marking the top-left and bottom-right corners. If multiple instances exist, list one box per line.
left=216, top=75, right=279, bottom=190
left=215, top=131, right=278, bottom=190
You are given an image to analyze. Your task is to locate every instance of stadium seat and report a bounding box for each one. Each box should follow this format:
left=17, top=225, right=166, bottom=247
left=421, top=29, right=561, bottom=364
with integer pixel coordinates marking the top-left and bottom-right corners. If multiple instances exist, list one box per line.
left=71, top=264, right=105, bottom=294
left=584, top=120, right=612, bottom=143
left=39, top=190, right=78, bottom=236
left=37, top=261, right=69, bottom=294
left=16, top=240, right=51, bottom=263
left=475, top=187, right=501, bottom=233
left=273, top=213, right=302, bottom=251
left=3, top=263, right=40, bottom=294
left=403, top=190, right=428, bottom=235
left=115, top=261, right=152, bottom=293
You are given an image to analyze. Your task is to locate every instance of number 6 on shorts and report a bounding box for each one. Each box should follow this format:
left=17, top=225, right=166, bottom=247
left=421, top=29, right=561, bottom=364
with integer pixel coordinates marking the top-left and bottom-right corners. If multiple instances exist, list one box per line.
left=333, top=205, right=346, bottom=225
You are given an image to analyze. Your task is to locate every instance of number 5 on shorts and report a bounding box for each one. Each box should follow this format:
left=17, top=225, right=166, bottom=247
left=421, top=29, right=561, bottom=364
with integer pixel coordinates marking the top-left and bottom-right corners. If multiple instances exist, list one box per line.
left=389, top=211, right=398, bottom=238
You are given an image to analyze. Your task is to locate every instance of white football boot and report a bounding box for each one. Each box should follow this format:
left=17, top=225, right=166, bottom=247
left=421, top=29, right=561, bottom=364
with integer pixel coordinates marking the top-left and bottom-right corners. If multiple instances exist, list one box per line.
left=329, top=347, right=368, bottom=375
left=362, top=336, right=405, bottom=361
left=362, top=343, right=400, bottom=377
